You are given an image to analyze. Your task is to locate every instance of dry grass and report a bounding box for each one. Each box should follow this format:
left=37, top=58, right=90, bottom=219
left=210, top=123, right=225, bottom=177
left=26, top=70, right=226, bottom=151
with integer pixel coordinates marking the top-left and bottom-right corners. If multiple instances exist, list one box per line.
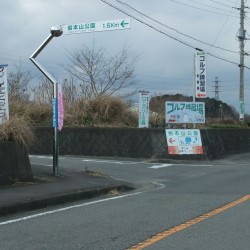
left=9, top=95, right=139, bottom=127
left=0, top=117, right=35, bottom=147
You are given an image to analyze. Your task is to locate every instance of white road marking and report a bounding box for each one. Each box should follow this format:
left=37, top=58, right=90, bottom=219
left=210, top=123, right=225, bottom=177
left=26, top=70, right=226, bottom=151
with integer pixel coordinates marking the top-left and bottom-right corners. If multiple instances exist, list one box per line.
left=149, top=164, right=173, bottom=169
left=29, top=155, right=65, bottom=160
left=29, top=155, right=53, bottom=159
left=0, top=192, right=142, bottom=226
left=0, top=182, right=166, bottom=227
left=82, top=159, right=140, bottom=165
left=183, top=164, right=213, bottom=167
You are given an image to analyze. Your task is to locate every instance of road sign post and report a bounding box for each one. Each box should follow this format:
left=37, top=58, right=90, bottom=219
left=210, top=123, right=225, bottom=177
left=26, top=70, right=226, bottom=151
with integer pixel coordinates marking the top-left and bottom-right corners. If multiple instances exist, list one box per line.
left=29, top=19, right=131, bottom=175
left=30, top=25, right=63, bottom=176
left=64, top=19, right=131, bottom=34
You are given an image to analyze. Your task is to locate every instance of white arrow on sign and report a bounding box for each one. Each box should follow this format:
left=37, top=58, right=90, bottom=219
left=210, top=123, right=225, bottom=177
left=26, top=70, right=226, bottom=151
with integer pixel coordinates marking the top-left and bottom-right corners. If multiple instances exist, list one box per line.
left=64, top=19, right=131, bottom=35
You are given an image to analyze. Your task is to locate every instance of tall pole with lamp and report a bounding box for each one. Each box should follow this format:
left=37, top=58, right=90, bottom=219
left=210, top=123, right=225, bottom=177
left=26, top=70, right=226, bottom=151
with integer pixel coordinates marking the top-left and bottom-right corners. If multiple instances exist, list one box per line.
left=30, top=25, right=63, bottom=176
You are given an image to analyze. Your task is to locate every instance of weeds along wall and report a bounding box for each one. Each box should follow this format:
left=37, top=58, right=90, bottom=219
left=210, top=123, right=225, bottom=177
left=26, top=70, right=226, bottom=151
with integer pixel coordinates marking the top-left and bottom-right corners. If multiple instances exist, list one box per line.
left=29, top=127, right=250, bottom=160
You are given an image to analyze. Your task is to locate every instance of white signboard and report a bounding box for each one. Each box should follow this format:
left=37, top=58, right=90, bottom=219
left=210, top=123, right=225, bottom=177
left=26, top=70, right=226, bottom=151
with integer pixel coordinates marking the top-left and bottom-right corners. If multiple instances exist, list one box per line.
left=64, top=19, right=131, bottom=35
left=166, top=129, right=203, bottom=155
left=139, top=91, right=150, bottom=128
left=0, top=65, right=9, bottom=124
left=165, top=102, right=205, bottom=124
left=195, top=51, right=206, bottom=98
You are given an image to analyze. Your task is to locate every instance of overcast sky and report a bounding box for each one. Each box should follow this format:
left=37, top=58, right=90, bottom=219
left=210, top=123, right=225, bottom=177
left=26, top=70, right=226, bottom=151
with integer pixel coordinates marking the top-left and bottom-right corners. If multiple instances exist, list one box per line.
left=1, top=0, right=250, bottom=113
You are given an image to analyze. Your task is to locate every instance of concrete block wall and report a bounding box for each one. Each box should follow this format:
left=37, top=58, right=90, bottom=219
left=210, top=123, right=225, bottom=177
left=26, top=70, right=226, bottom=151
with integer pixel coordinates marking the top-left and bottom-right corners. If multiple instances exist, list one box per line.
left=29, top=127, right=250, bottom=160
left=0, top=142, right=33, bottom=185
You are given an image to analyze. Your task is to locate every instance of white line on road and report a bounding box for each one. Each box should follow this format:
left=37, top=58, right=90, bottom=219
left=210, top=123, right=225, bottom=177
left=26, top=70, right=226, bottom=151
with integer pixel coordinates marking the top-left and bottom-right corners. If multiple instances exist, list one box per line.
left=0, top=192, right=142, bottom=226
left=82, top=159, right=141, bottom=165
left=29, top=155, right=65, bottom=160
left=148, top=164, right=173, bottom=169
left=0, top=182, right=166, bottom=226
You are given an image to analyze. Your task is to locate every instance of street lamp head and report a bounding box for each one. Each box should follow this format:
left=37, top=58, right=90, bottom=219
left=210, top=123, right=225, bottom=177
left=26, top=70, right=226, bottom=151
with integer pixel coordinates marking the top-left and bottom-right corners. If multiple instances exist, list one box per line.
left=50, top=25, right=63, bottom=37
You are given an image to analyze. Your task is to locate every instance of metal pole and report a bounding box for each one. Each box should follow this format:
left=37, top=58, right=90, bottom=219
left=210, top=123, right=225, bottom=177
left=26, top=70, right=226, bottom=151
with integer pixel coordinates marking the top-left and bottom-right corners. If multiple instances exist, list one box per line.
left=239, top=0, right=245, bottom=122
left=53, top=82, right=59, bottom=176
left=193, top=53, right=196, bottom=129
left=29, top=25, right=63, bottom=176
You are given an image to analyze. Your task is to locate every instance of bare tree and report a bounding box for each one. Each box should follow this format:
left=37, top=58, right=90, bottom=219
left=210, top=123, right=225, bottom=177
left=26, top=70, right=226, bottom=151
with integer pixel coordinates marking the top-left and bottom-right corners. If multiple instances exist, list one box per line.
left=32, top=77, right=53, bottom=105
left=62, top=77, right=78, bottom=108
left=64, top=44, right=138, bottom=99
left=8, top=62, right=33, bottom=103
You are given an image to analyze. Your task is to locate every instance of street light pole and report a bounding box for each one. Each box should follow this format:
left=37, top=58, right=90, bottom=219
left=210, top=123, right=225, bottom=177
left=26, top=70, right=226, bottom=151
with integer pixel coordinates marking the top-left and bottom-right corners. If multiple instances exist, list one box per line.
left=30, top=25, right=63, bottom=176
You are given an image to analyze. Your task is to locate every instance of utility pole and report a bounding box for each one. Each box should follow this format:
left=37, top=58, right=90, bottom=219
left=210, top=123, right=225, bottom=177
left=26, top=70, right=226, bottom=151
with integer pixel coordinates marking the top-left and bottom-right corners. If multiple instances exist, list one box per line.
left=237, top=0, right=248, bottom=122
left=212, top=76, right=221, bottom=101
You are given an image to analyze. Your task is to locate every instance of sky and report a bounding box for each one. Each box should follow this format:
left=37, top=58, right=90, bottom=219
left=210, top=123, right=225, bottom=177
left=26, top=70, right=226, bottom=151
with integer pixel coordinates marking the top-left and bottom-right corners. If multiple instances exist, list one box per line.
left=1, top=0, right=250, bottom=114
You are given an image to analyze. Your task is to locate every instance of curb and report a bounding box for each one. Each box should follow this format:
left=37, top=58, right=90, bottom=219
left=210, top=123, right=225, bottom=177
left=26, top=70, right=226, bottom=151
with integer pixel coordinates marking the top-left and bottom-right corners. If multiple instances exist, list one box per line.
left=0, top=184, right=134, bottom=217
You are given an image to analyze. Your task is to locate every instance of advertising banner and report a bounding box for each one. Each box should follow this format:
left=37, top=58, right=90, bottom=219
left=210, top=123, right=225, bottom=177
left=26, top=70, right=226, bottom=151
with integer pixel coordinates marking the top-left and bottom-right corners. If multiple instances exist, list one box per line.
left=139, top=91, right=150, bottom=128
left=166, top=129, right=203, bottom=155
left=165, top=102, right=205, bottom=124
left=0, top=65, right=9, bottom=125
left=58, top=84, right=64, bottom=131
left=195, top=51, right=206, bottom=98
left=52, top=84, right=64, bottom=130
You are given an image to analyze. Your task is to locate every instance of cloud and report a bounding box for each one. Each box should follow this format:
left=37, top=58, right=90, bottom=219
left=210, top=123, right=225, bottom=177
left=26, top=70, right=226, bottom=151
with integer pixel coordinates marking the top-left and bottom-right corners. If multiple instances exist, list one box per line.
left=0, top=0, right=248, bottom=114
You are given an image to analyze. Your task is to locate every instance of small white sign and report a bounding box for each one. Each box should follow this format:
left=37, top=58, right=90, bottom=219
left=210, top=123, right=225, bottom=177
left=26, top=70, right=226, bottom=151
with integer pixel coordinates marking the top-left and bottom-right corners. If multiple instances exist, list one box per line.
left=195, top=51, right=206, bottom=98
left=139, top=91, right=150, bottom=128
left=64, top=19, right=131, bottom=35
left=165, top=129, right=203, bottom=155
left=166, top=102, right=205, bottom=124
left=0, top=65, right=9, bottom=124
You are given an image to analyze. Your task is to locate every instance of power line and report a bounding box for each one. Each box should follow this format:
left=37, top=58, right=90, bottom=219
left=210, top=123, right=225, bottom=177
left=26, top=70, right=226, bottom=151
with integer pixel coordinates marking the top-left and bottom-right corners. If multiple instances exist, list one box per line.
left=169, top=0, right=239, bottom=17
left=185, top=0, right=238, bottom=12
left=115, top=0, right=239, bottom=54
left=101, top=0, right=243, bottom=68
left=208, top=0, right=239, bottom=8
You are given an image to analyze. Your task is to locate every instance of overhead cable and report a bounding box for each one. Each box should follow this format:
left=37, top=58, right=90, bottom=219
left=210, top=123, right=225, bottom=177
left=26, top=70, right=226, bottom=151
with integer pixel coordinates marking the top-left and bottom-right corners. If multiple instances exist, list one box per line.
left=101, top=0, right=244, bottom=68
left=185, top=0, right=239, bottom=12
left=208, top=0, right=238, bottom=8
left=115, top=0, right=239, bottom=54
left=169, top=0, right=239, bottom=17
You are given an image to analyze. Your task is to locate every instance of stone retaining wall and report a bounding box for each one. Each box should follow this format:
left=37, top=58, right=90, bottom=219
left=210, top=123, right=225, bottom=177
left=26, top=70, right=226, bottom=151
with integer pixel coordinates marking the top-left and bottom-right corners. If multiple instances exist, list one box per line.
left=28, top=127, right=250, bottom=160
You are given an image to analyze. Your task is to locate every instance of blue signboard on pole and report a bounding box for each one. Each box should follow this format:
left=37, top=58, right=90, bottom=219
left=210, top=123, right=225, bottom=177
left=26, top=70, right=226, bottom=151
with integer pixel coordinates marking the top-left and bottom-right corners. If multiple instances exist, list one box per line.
left=52, top=98, right=58, bottom=128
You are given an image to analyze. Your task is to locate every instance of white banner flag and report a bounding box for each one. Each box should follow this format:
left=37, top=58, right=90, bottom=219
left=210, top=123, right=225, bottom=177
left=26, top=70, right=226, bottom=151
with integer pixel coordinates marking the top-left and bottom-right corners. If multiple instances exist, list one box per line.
left=0, top=65, right=9, bottom=125
left=139, top=91, right=150, bottom=128
left=195, top=52, right=206, bottom=98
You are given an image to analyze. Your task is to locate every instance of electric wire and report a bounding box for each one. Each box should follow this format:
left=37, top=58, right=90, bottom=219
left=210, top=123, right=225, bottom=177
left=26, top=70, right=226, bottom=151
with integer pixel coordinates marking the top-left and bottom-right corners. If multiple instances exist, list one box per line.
left=185, top=0, right=238, bottom=12
left=208, top=0, right=238, bottom=8
left=169, top=0, right=239, bottom=17
left=115, top=0, right=239, bottom=54
left=101, top=0, right=245, bottom=69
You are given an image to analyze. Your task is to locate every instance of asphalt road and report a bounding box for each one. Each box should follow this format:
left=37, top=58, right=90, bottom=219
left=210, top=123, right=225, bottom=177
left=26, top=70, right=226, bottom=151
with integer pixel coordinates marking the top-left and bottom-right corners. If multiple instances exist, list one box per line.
left=1, top=153, right=250, bottom=249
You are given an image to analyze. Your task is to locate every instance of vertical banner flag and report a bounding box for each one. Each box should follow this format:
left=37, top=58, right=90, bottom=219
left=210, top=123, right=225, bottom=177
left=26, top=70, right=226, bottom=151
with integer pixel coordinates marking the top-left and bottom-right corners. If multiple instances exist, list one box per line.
left=52, top=98, right=58, bottom=128
left=0, top=65, right=9, bottom=125
left=58, top=84, right=64, bottom=131
left=139, top=91, right=150, bottom=128
left=195, top=51, right=206, bottom=98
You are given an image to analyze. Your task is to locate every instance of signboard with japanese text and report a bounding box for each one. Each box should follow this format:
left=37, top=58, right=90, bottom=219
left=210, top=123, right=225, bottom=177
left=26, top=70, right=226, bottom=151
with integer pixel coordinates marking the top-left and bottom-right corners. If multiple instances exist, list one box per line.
left=166, top=129, right=203, bottom=155
left=139, top=91, right=150, bottom=128
left=64, top=19, right=131, bottom=35
left=0, top=65, right=9, bottom=125
left=195, top=51, right=206, bottom=98
left=165, top=102, right=205, bottom=124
